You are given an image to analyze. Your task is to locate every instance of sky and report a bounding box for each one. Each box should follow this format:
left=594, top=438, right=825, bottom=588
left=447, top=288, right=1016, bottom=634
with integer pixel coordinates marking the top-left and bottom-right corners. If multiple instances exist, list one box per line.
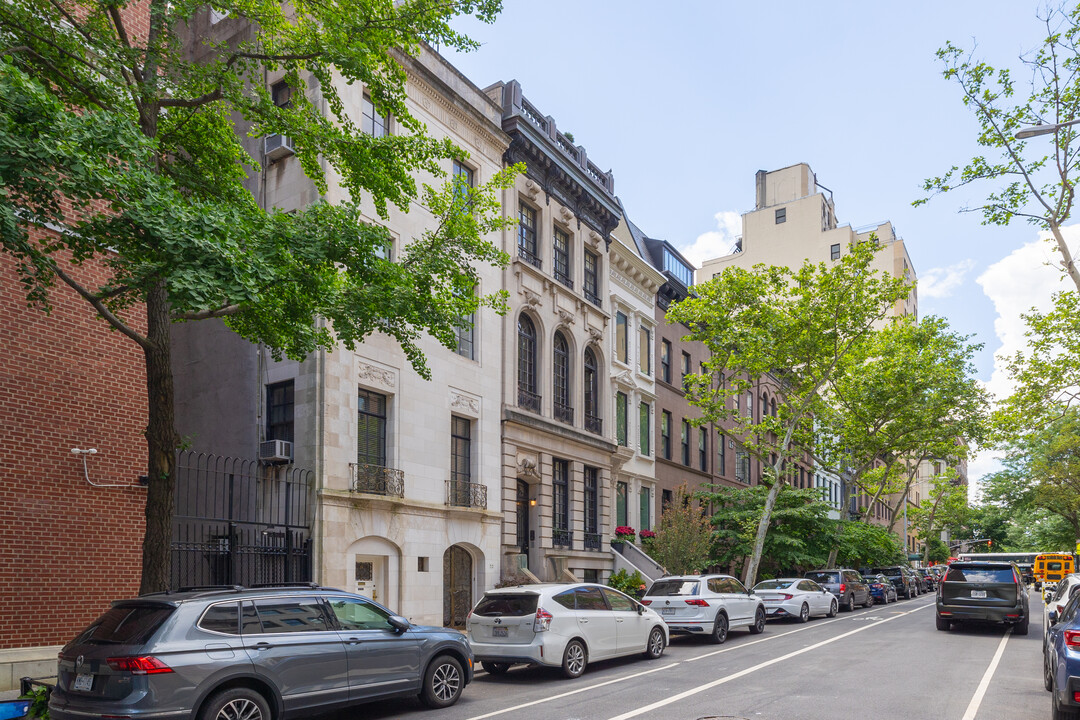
left=443, top=1, right=1078, bottom=491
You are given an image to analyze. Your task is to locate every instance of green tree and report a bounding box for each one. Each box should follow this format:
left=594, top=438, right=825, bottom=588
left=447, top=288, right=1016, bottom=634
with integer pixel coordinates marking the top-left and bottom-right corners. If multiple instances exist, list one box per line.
left=667, top=241, right=909, bottom=586
left=833, top=520, right=906, bottom=569
left=0, top=0, right=513, bottom=592
left=644, top=486, right=714, bottom=576
left=916, top=3, right=1080, bottom=292
left=909, top=472, right=970, bottom=564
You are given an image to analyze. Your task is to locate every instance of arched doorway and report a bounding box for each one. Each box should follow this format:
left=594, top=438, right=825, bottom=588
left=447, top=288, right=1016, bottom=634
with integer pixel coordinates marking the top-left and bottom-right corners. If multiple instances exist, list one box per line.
left=443, top=545, right=473, bottom=628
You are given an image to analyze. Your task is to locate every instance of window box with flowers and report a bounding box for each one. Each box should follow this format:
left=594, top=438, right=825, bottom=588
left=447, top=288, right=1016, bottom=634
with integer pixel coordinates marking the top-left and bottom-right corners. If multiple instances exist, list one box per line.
left=639, top=529, right=656, bottom=541
left=612, top=526, right=636, bottom=551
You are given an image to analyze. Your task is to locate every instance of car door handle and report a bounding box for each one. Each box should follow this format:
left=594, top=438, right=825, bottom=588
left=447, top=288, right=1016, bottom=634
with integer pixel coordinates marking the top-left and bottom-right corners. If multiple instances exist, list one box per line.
left=616, top=618, right=624, bottom=623
left=253, top=642, right=273, bottom=651
left=579, top=619, right=589, bottom=624
left=345, top=637, right=363, bottom=645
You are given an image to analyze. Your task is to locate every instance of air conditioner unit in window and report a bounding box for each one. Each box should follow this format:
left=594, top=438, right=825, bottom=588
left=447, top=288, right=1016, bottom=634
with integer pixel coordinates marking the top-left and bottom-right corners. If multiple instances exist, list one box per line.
left=259, top=439, right=293, bottom=463
left=264, top=134, right=295, bottom=161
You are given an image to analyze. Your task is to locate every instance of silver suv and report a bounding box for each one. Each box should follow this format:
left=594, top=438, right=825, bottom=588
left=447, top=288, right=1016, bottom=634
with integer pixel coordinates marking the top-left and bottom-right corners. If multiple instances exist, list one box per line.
left=49, top=584, right=474, bottom=720
left=640, top=574, right=766, bottom=643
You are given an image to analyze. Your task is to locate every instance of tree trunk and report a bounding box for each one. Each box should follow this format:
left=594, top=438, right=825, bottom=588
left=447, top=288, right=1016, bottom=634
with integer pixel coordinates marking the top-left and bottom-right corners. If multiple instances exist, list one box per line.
left=139, top=282, right=177, bottom=594
left=743, top=466, right=784, bottom=588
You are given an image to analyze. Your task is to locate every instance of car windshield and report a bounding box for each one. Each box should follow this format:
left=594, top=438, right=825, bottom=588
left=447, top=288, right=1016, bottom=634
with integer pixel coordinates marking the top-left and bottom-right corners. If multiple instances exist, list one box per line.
left=754, top=580, right=794, bottom=590
left=647, top=580, right=700, bottom=596
left=471, top=593, right=539, bottom=617
left=805, top=572, right=839, bottom=584
left=73, top=604, right=174, bottom=646
left=869, top=568, right=901, bottom=576
left=944, top=566, right=1015, bottom=583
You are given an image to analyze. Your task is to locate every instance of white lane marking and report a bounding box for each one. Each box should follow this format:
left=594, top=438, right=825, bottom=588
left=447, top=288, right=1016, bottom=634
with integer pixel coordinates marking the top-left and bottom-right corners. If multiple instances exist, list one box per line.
left=960, top=628, right=1012, bottom=720
left=464, top=663, right=676, bottom=720
left=606, top=603, right=932, bottom=720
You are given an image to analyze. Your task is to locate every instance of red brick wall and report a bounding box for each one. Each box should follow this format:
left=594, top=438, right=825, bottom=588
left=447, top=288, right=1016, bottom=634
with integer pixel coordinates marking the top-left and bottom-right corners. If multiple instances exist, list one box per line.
left=0, top=247, right=147, bottom=649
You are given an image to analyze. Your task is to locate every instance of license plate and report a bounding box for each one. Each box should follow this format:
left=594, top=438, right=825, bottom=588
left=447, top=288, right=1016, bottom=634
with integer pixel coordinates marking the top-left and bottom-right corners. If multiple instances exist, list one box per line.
left=971, top=590, right=987, bottom=599
left=492, top=626, right=508, bottom=638
left=73, top=673, right=93, bottom=692
left=662, top=608, right=676, bottom=615
left=764, top=598, right=779, bottom=603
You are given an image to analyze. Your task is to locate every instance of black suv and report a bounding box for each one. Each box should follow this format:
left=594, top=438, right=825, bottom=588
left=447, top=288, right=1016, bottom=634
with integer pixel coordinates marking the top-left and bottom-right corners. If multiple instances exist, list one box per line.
left=49, top=584, right=474, bottom=720
left=865, top=566, right=918, bottom=600
left=804, top=569, right=873, bottom=611
left=936, top=562, right=1029, bottom=634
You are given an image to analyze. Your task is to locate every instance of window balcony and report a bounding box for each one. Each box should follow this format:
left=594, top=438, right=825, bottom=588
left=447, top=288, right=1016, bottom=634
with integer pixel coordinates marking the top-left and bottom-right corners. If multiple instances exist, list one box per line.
left=553, top=529, right=573, bottom=548
left=554, top=401, right=574, bottom=425
left=349, top=463, right=405, bottom=498
left=554, top=271, right=574, bottom=290
left=518, top=246, right=542, bottom=270
left=584, top=414, right=602, bottom=435
left=583, top=532, right=602, bottom=550
left=584, top=288, right=601, bottom=308
left=518, top=387, right=542, bottom=413
left=446, top=480, right=487, bottom=509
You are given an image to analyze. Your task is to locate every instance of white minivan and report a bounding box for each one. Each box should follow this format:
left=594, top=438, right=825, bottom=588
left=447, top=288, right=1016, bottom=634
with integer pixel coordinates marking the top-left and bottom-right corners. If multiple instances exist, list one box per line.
left=467, top=583, right=668, bottom=678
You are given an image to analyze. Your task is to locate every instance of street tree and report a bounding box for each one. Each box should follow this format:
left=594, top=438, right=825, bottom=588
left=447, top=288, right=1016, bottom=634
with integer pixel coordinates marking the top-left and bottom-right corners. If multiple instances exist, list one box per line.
left=909, top=471, right=970, bottom=564
left=833, top=520, right=907, bottom=569
left=0, top=0, right=515, bottom=592
left=643, top=485, right=714, bottom=576
left=667, top=240, right=909, bottom=586
left=916, top=2, right=1080, bottom=292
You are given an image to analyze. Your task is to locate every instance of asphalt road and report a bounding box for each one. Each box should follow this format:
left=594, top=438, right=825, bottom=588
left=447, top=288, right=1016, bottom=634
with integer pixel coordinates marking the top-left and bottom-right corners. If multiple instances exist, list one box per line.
left=321, top=588, right=1048, bottom=720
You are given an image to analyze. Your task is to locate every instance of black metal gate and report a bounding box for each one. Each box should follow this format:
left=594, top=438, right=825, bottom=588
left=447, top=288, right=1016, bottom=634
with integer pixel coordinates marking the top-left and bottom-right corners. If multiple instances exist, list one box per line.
left=171, top=451, right=313, bottom=589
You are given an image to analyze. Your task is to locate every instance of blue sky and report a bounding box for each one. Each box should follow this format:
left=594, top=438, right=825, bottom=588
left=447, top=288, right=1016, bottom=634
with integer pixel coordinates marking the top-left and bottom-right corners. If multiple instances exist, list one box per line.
left=444, top=1, right=1077, bottom=486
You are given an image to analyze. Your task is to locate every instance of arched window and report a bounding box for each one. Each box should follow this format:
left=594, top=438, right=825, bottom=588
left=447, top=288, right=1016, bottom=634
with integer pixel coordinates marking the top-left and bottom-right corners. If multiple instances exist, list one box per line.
left=553, top=331, right=572, bottom=424
left=517, top=314, right=539, bottom=412
left=584, top=347, right=601, bottom=434
left=770, top=397, right=777, bottom=417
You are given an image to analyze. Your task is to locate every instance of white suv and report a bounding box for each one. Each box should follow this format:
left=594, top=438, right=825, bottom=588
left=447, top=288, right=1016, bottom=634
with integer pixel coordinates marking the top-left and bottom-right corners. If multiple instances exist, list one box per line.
left=640, top=574, right=766, bottom=643
left=466, top=583, right=668, bottom=678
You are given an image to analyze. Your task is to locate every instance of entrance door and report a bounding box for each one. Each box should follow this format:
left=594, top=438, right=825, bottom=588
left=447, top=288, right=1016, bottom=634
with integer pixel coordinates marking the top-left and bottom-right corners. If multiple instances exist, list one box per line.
left=443, top=545, right=473, bottom=628
left=516, top=480, right=530, bottom=558
left=354, top=555, right=386, bottom=604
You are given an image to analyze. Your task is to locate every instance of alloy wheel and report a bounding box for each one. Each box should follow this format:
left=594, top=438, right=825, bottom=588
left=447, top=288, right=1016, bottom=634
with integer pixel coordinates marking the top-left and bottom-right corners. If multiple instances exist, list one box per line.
left=215, top=699, right=264, bottom=720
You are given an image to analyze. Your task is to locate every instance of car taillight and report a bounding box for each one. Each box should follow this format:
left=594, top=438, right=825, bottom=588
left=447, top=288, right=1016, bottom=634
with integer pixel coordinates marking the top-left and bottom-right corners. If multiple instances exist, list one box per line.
left=640, top=600, right=652, bottom=606
left=839, top=583, right=846, bottom=594
left=1064, top=630, right=1080, bottom=650
left=685, top=599, right=710, bottom=607
left=533, top=607, right=553, bottom=632
left=779, top=593, right=793, bottom=600
left=106, top=656, right=173, bottom=675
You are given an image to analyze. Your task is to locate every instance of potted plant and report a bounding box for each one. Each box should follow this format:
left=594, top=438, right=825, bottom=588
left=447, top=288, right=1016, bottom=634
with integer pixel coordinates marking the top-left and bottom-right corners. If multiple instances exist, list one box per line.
left=612, top=526, right=636, bottom=551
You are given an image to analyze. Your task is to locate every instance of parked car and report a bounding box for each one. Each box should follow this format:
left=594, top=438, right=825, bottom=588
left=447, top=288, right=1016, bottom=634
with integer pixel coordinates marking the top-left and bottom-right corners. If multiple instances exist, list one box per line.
left=910, top=567, right=929, bottom=594
left=467, top=583, right=668, bottom=679
left=49, top=584, right=473, bottom=720
left=1046, top=574, right=1080, bottom=633
left=863, top=573, right=899, bottom=604
left=804, top=569, right=873, bottom=611
left=865, top=565, right=918, bottom=600
left=751, top=578, right=838, bottom=621
left=936, top=561, right=1029, bottom=634
left=640, top=574, right=766, bottom=643
left=1043, top=583, right=1080, bottom=719
left=917, top=568, right=936, bottom=592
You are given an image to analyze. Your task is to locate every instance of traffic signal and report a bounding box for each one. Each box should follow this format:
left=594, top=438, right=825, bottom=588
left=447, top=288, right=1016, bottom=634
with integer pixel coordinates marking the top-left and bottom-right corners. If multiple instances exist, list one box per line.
left=987, top=539, right=992, bottom=548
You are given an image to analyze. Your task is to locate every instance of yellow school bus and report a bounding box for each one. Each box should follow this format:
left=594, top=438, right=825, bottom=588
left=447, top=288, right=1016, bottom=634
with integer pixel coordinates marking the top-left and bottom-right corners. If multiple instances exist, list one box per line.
left=1034, top=553, right=1075, bottom=588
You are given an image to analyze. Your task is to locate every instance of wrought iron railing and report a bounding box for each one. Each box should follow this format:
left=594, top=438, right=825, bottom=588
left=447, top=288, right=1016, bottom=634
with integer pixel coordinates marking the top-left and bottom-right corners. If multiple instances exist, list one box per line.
left=349, top=463, right=405, bottom=498
left=518, top=246, right=542, bottom=270
left=585, top=413, right=602, bottom=435
left=518, top=387, right=541, bottom=413
left=554, top=401, right=574, bottom=425
left=446, top=480, right=487, bottom=509
left=584, top=532, right=602, bottom=550
left=554, top=271, right=574, bottom=289
left=584, top=288, right=601, bottom=307
left=553, top=529, right=572, bottom=548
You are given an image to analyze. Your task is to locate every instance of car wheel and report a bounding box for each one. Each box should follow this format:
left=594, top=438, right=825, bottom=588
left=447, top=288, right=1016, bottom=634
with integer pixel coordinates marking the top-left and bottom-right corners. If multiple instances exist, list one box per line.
left=1015, top=616, right=1030, bottom=636
left=710, top=613, right=729, bottom=644
left=842, top=594, right=854, bottom=611
left=798, top=603, right=810, bottom=623
left=905, top=587, right=912, bottom=600
left=482, top=661, right=510, bottom=675
left=749, top=606, right=766, bottom=634
left=827, top=598, right=838, bottom=617
left=199, top=688, right=271, bottom=720
left=420, top=654, right=464, bottom=708
left=561, top=639, right=587, bottom=678
left=643, top=627, right=666, bottom=659
left=935, top=614, right=951, bottom=631
left=864, top=592, right=875, bottom=608
left=1045, top=651, right=1055, bottom=692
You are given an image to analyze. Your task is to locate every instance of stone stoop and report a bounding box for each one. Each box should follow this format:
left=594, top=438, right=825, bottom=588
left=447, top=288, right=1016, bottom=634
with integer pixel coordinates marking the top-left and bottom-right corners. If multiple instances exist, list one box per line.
left=0, top=646, right=62, bottom=693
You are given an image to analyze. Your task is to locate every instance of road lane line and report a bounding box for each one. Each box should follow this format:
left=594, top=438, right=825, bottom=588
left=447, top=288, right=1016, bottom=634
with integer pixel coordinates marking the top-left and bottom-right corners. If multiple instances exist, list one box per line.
left=960, top=628, right=1012, bottom=720
left=606, top=603, right=932, bottom=720
left=464, top=663, right=677, bottom=720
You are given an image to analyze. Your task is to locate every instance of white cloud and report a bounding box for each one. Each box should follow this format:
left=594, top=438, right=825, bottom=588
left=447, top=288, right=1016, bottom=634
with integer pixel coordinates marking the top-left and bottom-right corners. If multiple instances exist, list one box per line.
left=678, top=211, right=742, bottom=269
left=919, top=259, right=975, bottom=299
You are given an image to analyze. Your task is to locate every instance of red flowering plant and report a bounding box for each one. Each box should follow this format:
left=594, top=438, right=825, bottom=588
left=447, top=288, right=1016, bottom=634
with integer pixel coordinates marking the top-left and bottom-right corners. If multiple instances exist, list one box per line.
left=639, top=529, right=657, bottom=540
left=614, top=526, right=637, bottom=542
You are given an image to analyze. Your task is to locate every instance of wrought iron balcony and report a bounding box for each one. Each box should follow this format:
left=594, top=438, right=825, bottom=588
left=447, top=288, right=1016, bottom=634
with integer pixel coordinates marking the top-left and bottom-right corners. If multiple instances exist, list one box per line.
left=584, top=532, right=602, bottom=550
left=518, top=246, right=542, bottom=270
left=518, top=387, right=541, bottom=413
left=552, top=529, right=573, bottom=548
left=349, top=463, right=405, bottom=498
left=447, top=480, right=487, bottom=509
left=554, top=401, right=574, bottom=425
left=584, top=288, right=601, bottom=307
left=554, top=271, right=574, bottom=289
left=584, top=413, right=602, bottom=435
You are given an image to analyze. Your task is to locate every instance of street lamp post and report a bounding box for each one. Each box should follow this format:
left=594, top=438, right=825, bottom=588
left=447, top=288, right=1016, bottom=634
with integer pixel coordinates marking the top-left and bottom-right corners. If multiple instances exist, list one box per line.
left=1014, top=118, right=1080, bottom=139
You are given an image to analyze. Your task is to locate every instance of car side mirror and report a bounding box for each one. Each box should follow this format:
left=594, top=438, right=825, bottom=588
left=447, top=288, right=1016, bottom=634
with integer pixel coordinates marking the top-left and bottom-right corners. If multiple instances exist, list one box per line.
left=388, top=615, right=411, bottom=633
left=1049, top=610, right=1059, bottom=625
left=637, top=604, right=645, bottom=615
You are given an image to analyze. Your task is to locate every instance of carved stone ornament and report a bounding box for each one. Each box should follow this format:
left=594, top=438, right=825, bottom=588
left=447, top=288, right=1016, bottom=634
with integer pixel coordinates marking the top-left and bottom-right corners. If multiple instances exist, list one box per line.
left=524, top=178, right=541, bottom=200
left=518, top=453, right=541, bottom=480
left=587, top=230, right=603, bottom=249
left=557, top=308, right=577, bottom=325
left=559, top=205, right=573, bottom=221
left=588, top=326, right=604, bottom=341
left=357, top=362, right=395, bottom=388
left=450, top=393, right=480, bottom=414
left=521, top=287, right=542, bottom=307
left=613, top=369, right=635, bottom=387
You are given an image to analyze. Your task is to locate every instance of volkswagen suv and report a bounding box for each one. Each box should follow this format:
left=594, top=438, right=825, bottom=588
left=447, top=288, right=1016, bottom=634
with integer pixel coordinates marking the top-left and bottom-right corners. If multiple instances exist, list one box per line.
left=49, top=584, right=474, bottom=720
left=640, top=574, right=766, bottom=643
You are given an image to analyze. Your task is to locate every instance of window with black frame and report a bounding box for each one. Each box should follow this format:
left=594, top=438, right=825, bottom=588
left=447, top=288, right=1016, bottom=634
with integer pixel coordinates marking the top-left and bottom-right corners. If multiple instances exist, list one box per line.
left=266, top=380, right=294, bottom=443
left=518, top=202, right=540, bottom=268
left=584, top=466, right=599, bottom=549
left=584, top=347, right=601, bottom=434
left=553, top=227, right=572, bottom=288
left=517, top=314, right=539, bottom=412
left=584, top=250, right=600, bottom=306
left=554, top=331, right=572, bottom=424
left=450, top=416, right=473, bottom=506
left=553, top=459, right=570, bottom=547
left=681, top=419, right=690, bottom=465
left=616, top=392, right=628, bottom=446
left=357, top=389, right=387, bottom=467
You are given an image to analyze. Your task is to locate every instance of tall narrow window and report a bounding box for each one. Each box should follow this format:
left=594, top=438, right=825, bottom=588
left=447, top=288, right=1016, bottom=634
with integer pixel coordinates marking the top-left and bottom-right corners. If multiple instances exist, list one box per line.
left=553, top=227, right=572, bottom=288
left=616, top=392, right=628, bottom=446
left=362, top=94, right=388, bottom=137
left=584, top=466, right=599, bottom=548
left=584, top=250, right=601, bottom=306
left=699, top=427, right=707, bottom=471
left=747, top=391, right=754, bottom=419
left=681, top=420, right=690, bottom=465
left=553, top=331, right=572, bottom=424
left=518, top=203, right=540, bottom=268
left=718, top=432, right=726, bottom=475
left=266, top=380, right=294, bottom=444
left=660, top=339, right=671, bottom=383
left=616, top=481, right=628, bottom=527
left=453, top=285, right=475, bottom=360
left=449, top=416, right=472, bottom=506
left=661, top=411, right=671, bottom=459
left=735, top=442, right=750, bottom=484
left=639, top=402, right=650, bottom=456
left=271, top=81, right=293, bottom=109
left=616, top=311, right=628, bottom=363
left=584, top=347, right=601, bottom=434
left=517, top=314, right=539, bottom=412
left=452, top=160, right=474, bottom=216
left=638, top=324, right=651, bottom=375
left=357, top=389, right=387, bottom=467
left=639, top=487, right=651, bottom=532
left=553, top=459, right=570, bottom=547
left=681, top=351, right=691, bottom=389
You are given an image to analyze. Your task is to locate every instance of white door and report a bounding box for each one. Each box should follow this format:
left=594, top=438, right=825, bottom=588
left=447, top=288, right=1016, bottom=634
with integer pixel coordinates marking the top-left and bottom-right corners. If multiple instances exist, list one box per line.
left=726, top=578, right=755, bottom=625
left=573, top=586, right=618, bottom=659
left=602, top=587, right=651, bottom=654
left=354, top=555, right=386, bottom=605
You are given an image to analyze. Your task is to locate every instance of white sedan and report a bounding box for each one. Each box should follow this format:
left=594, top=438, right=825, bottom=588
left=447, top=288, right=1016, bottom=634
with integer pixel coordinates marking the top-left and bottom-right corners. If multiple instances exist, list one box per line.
left=752, top=578, right=837, bottom=622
